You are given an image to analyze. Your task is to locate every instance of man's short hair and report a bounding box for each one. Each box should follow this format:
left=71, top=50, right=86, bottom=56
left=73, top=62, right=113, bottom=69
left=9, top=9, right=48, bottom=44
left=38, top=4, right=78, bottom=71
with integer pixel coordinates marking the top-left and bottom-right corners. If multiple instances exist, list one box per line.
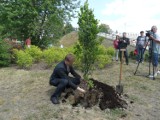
left=151, top=25, right=157, bottom=30
left=65, top=54, right=75, bottom=62
left=140, top=31, right=144, bottom=33
left=123, top=32, right=126, bottom=34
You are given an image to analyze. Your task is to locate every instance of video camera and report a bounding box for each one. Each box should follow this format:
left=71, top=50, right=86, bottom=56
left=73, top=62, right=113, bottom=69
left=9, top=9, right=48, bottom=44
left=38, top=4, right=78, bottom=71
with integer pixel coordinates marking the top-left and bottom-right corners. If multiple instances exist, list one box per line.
left=146, top=30, right=153, bottom=37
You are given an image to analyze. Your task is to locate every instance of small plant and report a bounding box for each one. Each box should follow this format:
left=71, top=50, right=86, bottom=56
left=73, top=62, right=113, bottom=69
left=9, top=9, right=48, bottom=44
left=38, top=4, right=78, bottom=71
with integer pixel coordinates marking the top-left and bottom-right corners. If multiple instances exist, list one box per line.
left=87, top=80, right=94, bottom=88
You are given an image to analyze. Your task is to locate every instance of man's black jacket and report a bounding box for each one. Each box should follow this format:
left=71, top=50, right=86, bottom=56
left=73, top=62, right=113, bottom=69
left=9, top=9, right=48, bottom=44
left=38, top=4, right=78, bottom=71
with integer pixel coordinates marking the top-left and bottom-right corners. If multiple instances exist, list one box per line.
left=50, top=61, right=81, bottom=82
left=118, top=37, right=130, bottom=49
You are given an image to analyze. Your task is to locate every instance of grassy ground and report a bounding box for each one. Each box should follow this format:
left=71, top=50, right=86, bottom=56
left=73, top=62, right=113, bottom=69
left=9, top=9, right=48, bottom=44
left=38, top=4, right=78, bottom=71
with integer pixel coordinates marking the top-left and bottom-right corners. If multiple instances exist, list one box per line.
left=0, top=60, right=160, bottom=120
left=1, top=32, right=160, bottom=120
left=59, top=31, right=78, bottom=47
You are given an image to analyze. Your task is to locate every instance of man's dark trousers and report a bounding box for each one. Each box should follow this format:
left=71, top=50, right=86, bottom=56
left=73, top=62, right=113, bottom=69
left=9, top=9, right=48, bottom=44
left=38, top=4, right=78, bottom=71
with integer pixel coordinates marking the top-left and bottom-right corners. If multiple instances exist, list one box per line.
left=50, top=77, right=80, bottom=98
left=119, top=49, right=129, bottom=65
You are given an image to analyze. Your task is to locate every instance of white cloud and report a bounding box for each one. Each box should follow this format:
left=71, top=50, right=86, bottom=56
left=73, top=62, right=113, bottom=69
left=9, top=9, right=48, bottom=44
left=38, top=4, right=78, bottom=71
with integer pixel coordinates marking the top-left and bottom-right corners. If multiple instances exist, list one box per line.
left=101, top=0, right=160, bottom=33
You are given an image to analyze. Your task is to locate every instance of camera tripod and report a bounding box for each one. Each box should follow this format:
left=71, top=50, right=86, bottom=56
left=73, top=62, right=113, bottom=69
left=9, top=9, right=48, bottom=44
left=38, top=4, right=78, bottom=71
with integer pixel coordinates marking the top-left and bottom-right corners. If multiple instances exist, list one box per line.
left=134, top=38, right=155, bottom=80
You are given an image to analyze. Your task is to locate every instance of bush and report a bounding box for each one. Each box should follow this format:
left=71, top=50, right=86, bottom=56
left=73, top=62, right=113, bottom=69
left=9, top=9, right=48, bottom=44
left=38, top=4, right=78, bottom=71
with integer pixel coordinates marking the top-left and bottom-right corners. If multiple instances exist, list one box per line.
left=14, top=50, right=33, bottom=69
left=74, top=44, right=113, bottom=69
left=96, top=45, right=107, bottom=55
left=43, top=47, right=67, bottom=67
left=25, top=45, right=42, bottom=62
left=106, top=47, right=114, bottom=57
left=0, top=40, right=11, bottom=67
left=129, top=50, right=137, bottom=60
left=95, top=45, right=113, bottom=69
left=144, top=52, right=149, bottom=61
left=96, top=55, right=111, bottom=69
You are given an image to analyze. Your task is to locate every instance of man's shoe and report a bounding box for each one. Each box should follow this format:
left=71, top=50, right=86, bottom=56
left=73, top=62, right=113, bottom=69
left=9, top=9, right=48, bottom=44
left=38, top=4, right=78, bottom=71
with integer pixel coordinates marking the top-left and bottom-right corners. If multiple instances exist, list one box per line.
left=154, top=72, right=158, bottom=77
left=149, top=73, right=157, bottom=79
left=51, top=97, right=60, bottom=104
left=157, top=71, right=160, bottom=74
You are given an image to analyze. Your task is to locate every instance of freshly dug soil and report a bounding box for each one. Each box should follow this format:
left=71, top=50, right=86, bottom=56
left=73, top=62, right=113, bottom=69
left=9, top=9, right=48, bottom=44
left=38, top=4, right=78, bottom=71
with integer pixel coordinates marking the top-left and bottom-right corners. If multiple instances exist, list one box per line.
left=64, top=78, right=127, bottom=110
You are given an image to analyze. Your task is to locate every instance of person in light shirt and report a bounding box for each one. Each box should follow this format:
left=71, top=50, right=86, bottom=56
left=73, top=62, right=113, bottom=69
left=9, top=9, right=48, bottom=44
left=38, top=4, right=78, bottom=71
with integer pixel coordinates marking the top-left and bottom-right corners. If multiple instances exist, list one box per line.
left=148, top=26, right=160, bottom=78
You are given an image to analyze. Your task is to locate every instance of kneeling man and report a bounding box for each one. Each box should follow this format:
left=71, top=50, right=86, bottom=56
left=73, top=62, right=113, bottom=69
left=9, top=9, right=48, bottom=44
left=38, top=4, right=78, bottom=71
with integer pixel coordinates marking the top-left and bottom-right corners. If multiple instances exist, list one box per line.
left=50, top=54, right=86, bottom=104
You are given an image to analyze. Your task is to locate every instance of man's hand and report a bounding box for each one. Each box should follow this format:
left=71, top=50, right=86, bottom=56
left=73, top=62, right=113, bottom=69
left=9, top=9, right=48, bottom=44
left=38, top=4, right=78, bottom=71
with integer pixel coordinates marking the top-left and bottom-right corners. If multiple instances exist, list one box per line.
left=77, top=87, right=86, bottom=93
left=149, top=35, right=154, bottom=40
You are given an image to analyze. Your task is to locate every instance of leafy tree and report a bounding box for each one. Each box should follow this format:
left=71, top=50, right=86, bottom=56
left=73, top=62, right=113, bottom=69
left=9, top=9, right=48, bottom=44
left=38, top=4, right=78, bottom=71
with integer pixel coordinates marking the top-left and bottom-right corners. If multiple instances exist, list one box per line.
left=98, top=23, right=111, bottom=33
left=77, top=1, right=99, bottom=80
left=0, top=40, right=11, bottom=67
left=63, top=23, right=75, bottom=35
left=0, top=0, right=80, bottom=47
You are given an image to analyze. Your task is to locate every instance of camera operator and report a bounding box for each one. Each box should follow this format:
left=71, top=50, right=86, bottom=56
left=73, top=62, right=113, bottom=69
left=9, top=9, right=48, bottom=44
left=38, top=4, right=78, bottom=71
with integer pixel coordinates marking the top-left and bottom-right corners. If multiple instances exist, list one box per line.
left=148, top=26, right=160, bottom=78
left=118, top=32, right=130, bottom=65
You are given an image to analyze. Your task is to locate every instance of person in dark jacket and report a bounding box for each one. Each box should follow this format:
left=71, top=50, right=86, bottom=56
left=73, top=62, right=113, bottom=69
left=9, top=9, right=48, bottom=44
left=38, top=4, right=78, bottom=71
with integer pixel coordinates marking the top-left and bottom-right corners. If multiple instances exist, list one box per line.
left=118, top=32, right=130, bottom=65
left=50, top=54, right=86, bottom=104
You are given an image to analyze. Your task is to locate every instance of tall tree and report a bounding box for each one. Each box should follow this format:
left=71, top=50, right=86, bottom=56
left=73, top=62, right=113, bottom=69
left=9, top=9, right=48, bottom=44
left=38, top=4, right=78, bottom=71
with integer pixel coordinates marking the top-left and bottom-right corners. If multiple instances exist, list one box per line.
left=98, top=23, right=111, bottom=34
left=63, top=22, right=74, bottom=35
left=0, top=0, right=80, bottom=47
left=77, top=0, right=99, bottom=79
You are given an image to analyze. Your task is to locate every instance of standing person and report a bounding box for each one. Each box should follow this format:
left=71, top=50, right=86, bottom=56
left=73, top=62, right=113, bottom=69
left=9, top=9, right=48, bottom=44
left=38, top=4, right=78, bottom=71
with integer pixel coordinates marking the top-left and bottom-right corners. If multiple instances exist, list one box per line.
left=118, top=32, right=130, bottom=65
left=25, top=37, right=31, bottom=48
left=148, top=26, right=160, bottom=78
left=136, top=31, right=146, bottom=63
left=113, top=35, right=120, bottom=61
left=49, top=54, right=86, bottom=104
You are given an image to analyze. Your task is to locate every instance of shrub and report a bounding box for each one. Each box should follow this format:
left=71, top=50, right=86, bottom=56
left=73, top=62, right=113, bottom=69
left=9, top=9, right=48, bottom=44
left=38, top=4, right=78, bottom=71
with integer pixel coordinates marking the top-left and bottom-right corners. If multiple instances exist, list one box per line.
left=106, top=47, right=114, bottom=57
left=95, top=45, right=113, bottom=69
left=14, top=50, right=33, bottom=69
left=64, top=46, right=75, bottom=54
left=96, top=55, right=111, bottom=69
left=129, top=51, right=136, bottom=60
left=0, top=40, right=11, bottom=67
left=43, top=47, right=67, bottom=67
left=74, top=44, right=113, bottom=69
left=25, top=45, right=42, bottom=62
left=144, top=52, right=149, bottom=61
left=96, top=45, right=107, bottom=55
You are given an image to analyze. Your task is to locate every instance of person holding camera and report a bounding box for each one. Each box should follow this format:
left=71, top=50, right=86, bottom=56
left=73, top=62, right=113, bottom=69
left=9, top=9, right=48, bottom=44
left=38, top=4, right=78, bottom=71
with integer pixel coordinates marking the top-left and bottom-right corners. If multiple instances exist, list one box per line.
left=136, top=31, right=146, bottom=63
left=118, top=32, right=130, bottom=65
left=49, top=54, right=86, bottom=104
left=148, top=26, right=160, bottom=78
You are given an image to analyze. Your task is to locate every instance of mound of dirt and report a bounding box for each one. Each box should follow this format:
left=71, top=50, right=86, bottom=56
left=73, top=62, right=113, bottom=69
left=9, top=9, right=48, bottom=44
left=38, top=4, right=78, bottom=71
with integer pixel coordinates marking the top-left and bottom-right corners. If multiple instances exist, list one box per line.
left=63, top=79, right=127, bottom=110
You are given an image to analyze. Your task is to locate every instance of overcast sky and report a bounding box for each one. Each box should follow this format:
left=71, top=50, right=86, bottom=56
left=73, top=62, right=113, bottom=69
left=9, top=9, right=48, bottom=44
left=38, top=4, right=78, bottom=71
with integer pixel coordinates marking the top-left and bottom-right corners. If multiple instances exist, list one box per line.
left=71, top=0, right=160, bottom=34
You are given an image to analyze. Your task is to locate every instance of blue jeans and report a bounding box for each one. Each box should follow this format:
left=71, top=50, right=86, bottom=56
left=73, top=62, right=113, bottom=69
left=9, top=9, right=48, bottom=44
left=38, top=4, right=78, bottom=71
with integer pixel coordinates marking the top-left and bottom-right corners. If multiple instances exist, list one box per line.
left=50, top=77, right=80, bottom=98
left=136, top=46, right=144, bottom=62
left=152, top=53, right=159, bottom=67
